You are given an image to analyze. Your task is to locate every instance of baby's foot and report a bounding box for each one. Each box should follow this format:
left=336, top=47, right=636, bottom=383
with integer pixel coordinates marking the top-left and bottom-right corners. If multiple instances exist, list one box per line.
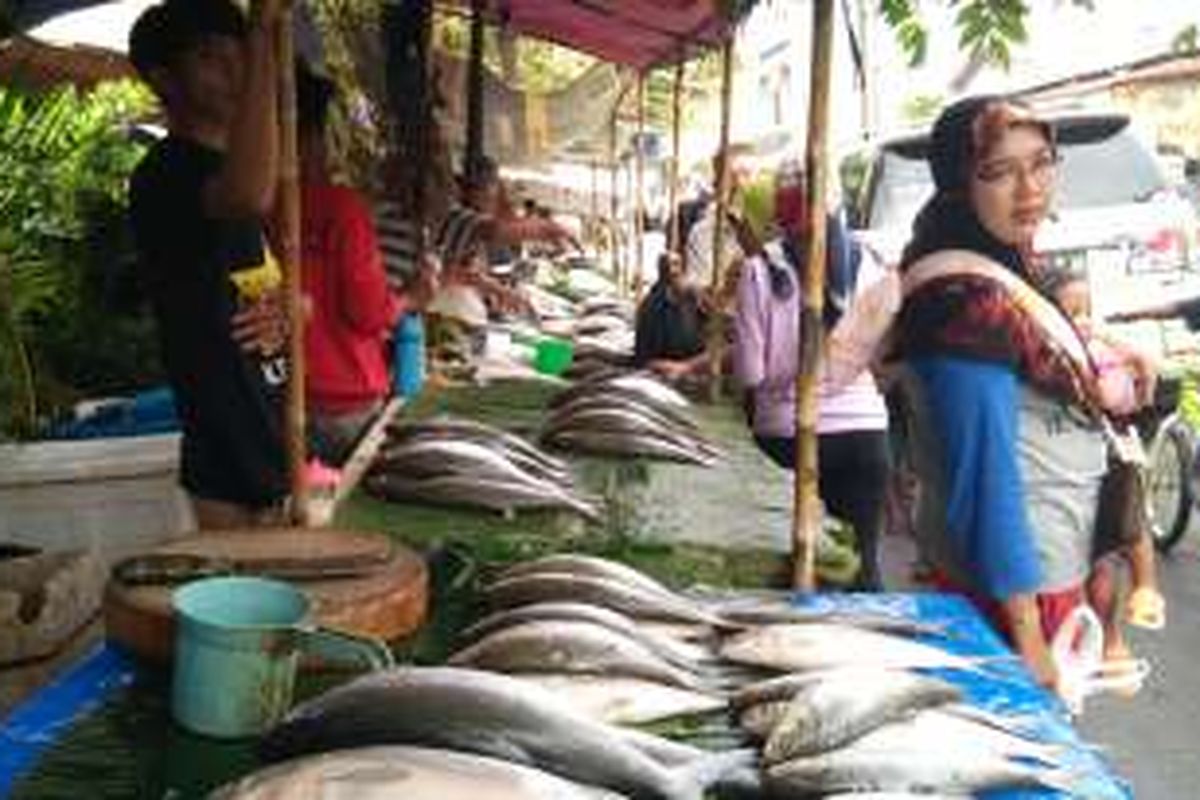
left=1125, top=587, right=1166, bottom=631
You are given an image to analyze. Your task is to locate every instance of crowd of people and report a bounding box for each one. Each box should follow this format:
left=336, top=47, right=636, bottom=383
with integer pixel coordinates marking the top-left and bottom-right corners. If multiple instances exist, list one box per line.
left=127, top=0, right=1170, bottom=702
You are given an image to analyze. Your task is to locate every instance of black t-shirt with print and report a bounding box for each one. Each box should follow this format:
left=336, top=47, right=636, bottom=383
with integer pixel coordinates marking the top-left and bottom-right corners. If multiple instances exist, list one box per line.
left=130, top=136, right=287, bottom=507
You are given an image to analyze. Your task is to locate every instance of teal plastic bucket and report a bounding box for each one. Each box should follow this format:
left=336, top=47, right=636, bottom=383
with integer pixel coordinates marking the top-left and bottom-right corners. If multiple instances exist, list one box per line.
left=171, top=576, right=393, bottom=738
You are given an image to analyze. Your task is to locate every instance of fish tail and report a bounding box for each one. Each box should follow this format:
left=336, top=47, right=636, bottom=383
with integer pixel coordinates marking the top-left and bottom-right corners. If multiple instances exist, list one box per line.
left=667, top=747, right=757, bottom=800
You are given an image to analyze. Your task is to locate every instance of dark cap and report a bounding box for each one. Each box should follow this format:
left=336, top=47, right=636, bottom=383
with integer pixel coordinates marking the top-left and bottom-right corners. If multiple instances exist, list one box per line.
left=128, top=0, right=247, bottom=78
left=929, top=95, right=1053, bottom=193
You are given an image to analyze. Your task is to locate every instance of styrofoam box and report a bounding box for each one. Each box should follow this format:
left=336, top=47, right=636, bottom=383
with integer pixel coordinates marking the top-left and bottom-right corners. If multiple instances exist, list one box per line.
left=0, top=434, right=194, bottom=563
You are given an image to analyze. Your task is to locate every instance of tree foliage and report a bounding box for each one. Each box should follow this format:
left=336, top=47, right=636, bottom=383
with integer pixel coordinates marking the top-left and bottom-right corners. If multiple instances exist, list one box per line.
left=0, top=80, right=157, bottom=439
left=881, top=0, right=1095, bottom=69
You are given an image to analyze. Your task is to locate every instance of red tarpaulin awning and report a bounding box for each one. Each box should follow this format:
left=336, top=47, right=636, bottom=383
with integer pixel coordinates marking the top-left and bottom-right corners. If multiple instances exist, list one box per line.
left=441, top=0, right=739, bottom=70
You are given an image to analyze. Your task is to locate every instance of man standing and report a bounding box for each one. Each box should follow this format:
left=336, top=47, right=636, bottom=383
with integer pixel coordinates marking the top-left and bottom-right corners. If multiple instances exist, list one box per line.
left=128, top=0, right=289, bottom=529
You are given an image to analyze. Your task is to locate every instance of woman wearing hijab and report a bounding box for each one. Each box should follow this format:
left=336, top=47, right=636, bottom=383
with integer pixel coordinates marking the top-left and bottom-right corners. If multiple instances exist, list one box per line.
left=894, top=96, right=1115, bottom=690
left=733, top=163, right=891, bottom=590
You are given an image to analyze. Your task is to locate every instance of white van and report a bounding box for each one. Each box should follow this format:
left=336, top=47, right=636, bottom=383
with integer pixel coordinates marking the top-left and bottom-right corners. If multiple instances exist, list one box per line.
left=850, top=111, right=1200, bottom=362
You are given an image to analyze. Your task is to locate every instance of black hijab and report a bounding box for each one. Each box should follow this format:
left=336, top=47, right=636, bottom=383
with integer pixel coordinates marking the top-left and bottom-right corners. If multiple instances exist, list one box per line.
left=900, top=95, right=1050, bottom=276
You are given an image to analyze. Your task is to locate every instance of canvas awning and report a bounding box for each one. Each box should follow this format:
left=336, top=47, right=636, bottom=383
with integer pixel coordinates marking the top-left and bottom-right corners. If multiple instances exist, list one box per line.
left=439, top=0, right=752, bottom=70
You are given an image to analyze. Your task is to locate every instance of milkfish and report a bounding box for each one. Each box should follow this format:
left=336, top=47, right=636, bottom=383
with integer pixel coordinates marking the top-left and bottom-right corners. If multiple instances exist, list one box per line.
left=513, top=674, right=726, bottom=726
left=482, top=573, right=733, bottom=630
left=494, top=554, right=682, bottom=601
left=260, top=667, right=754, bottom=800
left=542, top=429, right=717, bottom=466
left=211, top=745, right=627, bottom=800
left=719, top=624, right=1006, bottom=673
left=761, top=670, right=963, bottom=763
left=367, top=473, right=600, bottom=520
left=764, top=734, right=1077, bottom=797
left=459, top=602, right=711, bottom=671
left=446, top=619, right=706, bottom=691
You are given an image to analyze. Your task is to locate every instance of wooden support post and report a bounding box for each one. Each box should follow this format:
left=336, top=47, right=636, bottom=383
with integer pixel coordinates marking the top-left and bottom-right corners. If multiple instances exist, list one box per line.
left=609, top=109, right=621, bottom=282
left=707, top=37, right=734, bottom=402
left=667, top=58, right=684, bottom=256
left=277, top=8, right=307, bottom=524
left=633, top=72, right=646, bottom=300
left=792, top=0, right=835, bottom=591
left=465, top=0, right=486, bottom=184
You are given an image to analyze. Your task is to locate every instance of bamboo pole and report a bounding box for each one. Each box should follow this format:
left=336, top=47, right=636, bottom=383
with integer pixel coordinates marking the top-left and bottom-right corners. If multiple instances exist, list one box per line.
left=465, top=0, right=486, bottom=183
left=277, top=8, right=306, bottom=524
left=609, top=107, right=621, bottom=282
left=667, top=58, right=684, bottom=256
left=792, top=0, right=835, bottom=591
left=633, top=72, right=646, bottom=300
left=707, top=37, right=734, bottom=401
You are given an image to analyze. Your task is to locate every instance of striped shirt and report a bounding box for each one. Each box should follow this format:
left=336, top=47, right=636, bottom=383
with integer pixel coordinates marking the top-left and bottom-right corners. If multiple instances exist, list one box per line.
left=374, top=200, right=421, bottom=292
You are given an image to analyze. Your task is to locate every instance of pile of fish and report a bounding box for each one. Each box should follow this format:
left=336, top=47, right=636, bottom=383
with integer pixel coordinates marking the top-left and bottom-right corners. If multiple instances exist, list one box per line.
left=571, top=297, right=636, bottom=364
left=541, top=372, right=721, bottom=466
left=212, top=554, right=1121, bottom=799
left=366, top=416, right=601, bottom=520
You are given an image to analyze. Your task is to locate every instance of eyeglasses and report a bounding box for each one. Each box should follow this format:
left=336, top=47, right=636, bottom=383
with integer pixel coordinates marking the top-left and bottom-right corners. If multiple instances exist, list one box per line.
left=974, top=150, right=1059, bottom=189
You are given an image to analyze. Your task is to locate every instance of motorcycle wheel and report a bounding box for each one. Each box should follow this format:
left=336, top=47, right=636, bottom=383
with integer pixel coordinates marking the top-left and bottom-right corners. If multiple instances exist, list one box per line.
left=1146, top=420, right=1193, bottom=553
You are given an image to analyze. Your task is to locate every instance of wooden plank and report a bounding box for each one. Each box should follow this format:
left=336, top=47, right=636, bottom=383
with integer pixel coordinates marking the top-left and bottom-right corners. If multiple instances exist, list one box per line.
left=325, top=396, right=405, bottom=520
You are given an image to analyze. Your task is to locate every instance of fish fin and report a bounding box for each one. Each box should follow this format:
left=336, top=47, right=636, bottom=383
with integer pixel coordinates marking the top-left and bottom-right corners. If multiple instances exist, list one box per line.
left=667, top=748, right=758, bottom=800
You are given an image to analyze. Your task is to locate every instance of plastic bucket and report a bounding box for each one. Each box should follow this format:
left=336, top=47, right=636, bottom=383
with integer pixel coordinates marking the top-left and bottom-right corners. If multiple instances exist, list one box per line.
left=534, top=336, right=574, bottom=375
left=171, top=576, right=392, bottom=738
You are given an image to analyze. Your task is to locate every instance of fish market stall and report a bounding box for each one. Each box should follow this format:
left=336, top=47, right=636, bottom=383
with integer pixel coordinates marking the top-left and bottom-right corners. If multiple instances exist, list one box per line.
left=2, top=572, right=1131, bottom=799
left=2, top=375, right=1132, bottom=799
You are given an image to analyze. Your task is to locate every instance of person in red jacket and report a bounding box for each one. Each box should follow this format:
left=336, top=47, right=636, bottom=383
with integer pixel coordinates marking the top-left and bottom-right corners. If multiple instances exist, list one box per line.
left=297, top=63, right=434, bottom=464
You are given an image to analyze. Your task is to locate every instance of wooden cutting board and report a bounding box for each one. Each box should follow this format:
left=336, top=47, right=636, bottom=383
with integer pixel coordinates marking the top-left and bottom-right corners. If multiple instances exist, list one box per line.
left=104, top=528, right=427, bottom=664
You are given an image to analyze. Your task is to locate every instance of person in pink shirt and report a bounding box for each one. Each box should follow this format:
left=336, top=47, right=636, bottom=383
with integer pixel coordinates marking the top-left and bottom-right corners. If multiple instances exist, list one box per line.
left=733, top=165, right=890, bottom=589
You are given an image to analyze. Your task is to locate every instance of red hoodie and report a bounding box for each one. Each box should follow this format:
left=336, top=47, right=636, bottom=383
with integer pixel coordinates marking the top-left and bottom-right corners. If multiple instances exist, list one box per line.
left=302, top=182, right=399, bottom=413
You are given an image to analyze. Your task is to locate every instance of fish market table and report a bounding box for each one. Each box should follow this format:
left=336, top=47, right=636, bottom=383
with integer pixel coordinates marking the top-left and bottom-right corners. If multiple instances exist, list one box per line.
left=1, top=591, right=1131, bottom=799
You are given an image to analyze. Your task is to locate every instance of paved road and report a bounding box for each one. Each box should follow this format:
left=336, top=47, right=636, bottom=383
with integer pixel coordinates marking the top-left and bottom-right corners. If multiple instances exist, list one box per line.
left=1076, top=531, right=1200, bottom=799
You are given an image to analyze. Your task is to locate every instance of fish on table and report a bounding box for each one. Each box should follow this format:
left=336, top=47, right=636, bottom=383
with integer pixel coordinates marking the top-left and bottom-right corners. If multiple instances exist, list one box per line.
left=260, top=666, right=753, bottom=800
left=460, top=602, right=711, bottom=671
left=446, top=619, right=706, bottom=691
left=511, top=674, right=726, bottom=726
left=366, top=473, right=600, bottom=520
left=482, top=572, right=733, bottom=630
left=211, top=745, right=628, bottom=800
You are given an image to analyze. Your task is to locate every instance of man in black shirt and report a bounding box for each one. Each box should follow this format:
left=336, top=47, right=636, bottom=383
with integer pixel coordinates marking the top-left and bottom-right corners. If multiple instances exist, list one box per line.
left=128, top=0, right=288, bottom=528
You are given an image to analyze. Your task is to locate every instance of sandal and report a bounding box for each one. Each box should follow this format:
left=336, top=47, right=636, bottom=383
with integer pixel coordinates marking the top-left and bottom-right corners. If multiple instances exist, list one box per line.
left=1125, top=587, right=1166, bottom=631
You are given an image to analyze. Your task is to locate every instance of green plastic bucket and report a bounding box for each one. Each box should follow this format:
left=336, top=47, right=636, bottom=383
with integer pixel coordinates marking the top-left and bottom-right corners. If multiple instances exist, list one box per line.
left=534, top=336, right=574, bottom=375
left=171, top=576, right=393, bottom=738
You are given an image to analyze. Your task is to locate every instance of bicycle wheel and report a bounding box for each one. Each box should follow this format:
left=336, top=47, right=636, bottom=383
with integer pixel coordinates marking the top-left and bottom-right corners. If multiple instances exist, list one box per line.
left=1146, top=420, right=1193, bottom=553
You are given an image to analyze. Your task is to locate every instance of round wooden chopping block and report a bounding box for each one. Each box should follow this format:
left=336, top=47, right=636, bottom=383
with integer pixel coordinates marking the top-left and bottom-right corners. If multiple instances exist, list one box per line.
left=104, top=528, right=427, bottom=664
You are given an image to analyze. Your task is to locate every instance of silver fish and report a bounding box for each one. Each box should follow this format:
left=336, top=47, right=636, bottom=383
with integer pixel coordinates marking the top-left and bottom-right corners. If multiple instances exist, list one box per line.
left=460, top=602, right=709, bottom=671
left=367, top=473, right=600, bottom=520
left=513, top=674, right=725, bottom=725
left=261, top=667, right=753, bottom=800
left=446, top=619, right=705, bottom=691
left=547, top=393, right=701, bottom=437
left=550, top=372, right=691, bottom=412
left=482, top=573, right=733, bottom=629
left=543, top=429, right=717, bottom=466
left=762, top=670, right=963, bottom=763
left=389, top=416, right=570, bottom=477
left=495, top=555, right=679, bottom=600
left=765, top=744, right=1070, bottom=796
left=719, top=624, right=1002, bottom=673
left=211, top=745, right=626, bottom=800
left=738, top=700, right=790, bottom=739
left=376, top=438, right=551, bottom=486
left=542, top=409, right=717, bottom=462
left=847, top=707, right=1070, bottom=767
